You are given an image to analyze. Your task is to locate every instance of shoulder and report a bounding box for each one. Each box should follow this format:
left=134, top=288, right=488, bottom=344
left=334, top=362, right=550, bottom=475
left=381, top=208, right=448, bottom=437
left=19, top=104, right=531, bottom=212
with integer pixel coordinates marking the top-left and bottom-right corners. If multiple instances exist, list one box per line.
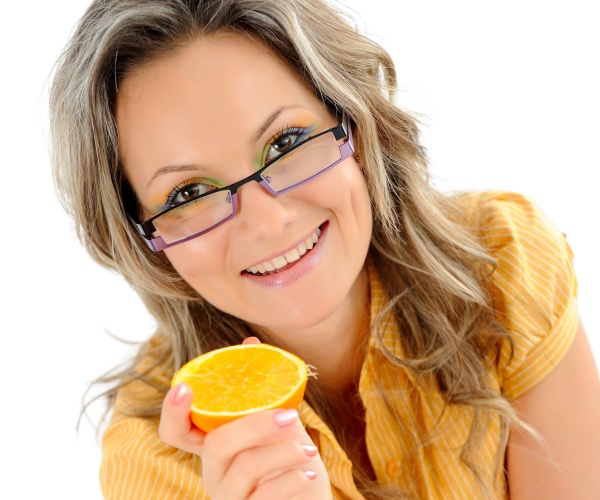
left=101, top=335, right=205, bottom=499
left=455, top=191, right=575, bottom=287
left=455, top=190, right=567, bottom=250
left=456, top=191, right=579, bottom=399
left=110, top=334, right=172, bottom=425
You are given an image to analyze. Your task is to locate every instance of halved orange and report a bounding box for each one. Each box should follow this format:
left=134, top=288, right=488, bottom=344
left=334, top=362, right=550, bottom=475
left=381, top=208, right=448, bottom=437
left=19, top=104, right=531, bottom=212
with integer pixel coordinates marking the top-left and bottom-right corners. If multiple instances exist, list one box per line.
left=171, top=343, right=308, bottom=432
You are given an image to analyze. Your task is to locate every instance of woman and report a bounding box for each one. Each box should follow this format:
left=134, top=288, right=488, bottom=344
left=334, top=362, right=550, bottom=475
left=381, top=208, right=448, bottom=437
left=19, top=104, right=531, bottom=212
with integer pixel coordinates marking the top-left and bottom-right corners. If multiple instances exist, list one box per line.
left=50, top=0, right=600, bottom=498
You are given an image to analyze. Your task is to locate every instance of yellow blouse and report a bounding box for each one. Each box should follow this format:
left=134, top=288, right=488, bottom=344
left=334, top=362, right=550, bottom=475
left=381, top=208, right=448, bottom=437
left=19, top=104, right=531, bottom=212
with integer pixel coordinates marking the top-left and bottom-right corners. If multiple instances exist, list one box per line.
left=100, top=192, right=578, bottom=499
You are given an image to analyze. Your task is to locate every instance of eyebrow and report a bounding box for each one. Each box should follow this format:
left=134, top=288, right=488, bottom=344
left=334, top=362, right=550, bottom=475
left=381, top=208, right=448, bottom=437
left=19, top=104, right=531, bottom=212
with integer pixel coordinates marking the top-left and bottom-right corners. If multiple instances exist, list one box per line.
left=146, top=164, right=205, bottom=190
left=252, top=105, right=299, bottom=144
left=147, top=105, right=300, bottom=189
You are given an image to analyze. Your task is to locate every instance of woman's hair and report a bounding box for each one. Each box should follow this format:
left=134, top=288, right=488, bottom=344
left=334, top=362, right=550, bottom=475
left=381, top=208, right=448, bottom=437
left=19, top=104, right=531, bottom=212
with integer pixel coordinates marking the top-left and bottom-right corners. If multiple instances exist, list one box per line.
left=51, top=0, right=520, bottom=497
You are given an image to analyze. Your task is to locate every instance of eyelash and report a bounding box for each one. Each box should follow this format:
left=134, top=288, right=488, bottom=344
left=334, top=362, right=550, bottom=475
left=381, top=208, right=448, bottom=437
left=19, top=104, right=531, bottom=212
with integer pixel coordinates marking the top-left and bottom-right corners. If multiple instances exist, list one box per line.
left=163, top=177, right=218, bottom=209
left=269, top=125, right=305, bottom=142
left=264, top=125, right=310, bottom=164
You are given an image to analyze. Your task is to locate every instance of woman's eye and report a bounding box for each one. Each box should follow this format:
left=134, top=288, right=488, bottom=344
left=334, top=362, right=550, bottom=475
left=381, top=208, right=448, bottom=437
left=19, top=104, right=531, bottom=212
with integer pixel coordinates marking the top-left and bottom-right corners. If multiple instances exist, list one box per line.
left=265, top=129, right=306, bottom=164
left=169, top=182, right=217, bottom=207
left=274, top=135, right=294, bottom=151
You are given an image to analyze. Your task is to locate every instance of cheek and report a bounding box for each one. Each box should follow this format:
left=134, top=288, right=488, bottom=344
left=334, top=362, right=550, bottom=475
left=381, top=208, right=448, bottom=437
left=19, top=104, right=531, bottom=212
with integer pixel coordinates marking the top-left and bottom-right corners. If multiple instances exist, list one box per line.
left=165, top=246, right=193, bottom=279
left=164, top=233, right=225, bottom=282
left=331, top=162, right=372, bottom=226
left=338, top=166, right=373, bottom=258
left=165, top=248, right=248, bottom=321
left=350, top=168, right=372, bottom=215
left=165, top=247, right=230, bottom=311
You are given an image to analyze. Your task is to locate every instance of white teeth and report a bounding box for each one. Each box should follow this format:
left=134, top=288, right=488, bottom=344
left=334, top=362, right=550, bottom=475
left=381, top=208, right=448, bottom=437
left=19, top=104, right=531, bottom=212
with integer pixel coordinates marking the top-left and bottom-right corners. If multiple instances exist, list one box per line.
left=285, top=248, right=301, bottom=263
left=246, top=227, right=322, bottom=274
left=273, top=255, right=287, bottom=269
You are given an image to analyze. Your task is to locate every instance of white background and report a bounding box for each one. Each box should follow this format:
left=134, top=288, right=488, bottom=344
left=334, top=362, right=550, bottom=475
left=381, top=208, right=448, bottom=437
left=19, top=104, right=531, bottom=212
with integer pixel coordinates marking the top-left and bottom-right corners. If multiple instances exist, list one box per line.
left=1, top=1, right=598, bottom=498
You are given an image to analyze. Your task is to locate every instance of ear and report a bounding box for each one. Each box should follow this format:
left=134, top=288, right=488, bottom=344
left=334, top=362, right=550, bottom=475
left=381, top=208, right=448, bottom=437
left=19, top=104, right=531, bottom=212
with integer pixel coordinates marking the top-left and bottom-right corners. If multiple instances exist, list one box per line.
left=351, top=123, right=364, bottom=169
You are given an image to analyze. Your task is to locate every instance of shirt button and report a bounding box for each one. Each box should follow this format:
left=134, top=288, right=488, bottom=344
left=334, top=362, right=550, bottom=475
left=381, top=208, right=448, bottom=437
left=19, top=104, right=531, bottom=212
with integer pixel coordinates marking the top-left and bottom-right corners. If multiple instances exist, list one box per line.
left=386, top=459, right=402, bottom=476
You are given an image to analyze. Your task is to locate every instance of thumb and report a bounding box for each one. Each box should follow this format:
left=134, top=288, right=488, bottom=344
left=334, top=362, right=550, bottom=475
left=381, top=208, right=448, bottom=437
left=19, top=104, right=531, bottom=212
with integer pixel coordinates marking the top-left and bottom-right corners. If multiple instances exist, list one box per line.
left=159, top=382, right=206, bottom=454
left=242, top=336, right=261, bottom=345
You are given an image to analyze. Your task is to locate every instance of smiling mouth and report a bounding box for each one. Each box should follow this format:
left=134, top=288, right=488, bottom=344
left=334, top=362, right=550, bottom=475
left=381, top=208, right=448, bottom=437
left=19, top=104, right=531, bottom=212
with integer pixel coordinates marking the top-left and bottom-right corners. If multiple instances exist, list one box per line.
left=245, top=226, right=323, bottom=276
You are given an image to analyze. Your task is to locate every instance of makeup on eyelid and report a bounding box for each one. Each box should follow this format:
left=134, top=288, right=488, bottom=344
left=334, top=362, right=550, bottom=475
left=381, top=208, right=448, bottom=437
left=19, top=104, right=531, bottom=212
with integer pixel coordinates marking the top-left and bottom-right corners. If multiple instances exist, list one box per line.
left=148, top=176, right=223, bottom=213
left=256, top=120, right=317, bottom=168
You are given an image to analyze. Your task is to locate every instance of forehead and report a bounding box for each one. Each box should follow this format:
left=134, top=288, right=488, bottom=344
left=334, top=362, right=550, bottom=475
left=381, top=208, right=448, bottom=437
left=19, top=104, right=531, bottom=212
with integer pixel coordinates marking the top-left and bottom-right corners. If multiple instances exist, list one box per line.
left=115, top=33, right=325, bottom=187
left=115, top=33, right=319, bottom=137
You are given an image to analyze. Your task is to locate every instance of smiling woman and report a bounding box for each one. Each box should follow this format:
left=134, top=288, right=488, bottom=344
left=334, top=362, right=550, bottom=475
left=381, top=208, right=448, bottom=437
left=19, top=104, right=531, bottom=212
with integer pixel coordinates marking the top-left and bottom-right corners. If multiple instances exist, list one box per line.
left=117, top=35, right=371, bottom=330
left=49, top=0, right=600, bottom=499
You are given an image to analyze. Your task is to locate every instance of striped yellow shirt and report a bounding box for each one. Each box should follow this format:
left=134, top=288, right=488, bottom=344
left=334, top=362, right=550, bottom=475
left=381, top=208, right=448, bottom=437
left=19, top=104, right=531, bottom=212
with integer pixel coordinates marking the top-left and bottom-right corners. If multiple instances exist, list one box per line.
left=100, top=191, right=578, bottom=499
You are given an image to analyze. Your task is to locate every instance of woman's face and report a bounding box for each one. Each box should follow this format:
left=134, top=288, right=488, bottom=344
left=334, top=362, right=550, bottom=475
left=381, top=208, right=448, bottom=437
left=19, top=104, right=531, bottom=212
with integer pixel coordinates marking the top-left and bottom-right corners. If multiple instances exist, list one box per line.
left=116, top=34, right=372, bottom=339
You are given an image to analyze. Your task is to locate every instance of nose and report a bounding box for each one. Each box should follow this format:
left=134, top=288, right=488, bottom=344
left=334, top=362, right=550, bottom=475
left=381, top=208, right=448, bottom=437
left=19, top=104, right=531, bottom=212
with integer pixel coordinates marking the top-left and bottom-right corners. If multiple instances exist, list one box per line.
left=234, top=180, right=297, bottom=240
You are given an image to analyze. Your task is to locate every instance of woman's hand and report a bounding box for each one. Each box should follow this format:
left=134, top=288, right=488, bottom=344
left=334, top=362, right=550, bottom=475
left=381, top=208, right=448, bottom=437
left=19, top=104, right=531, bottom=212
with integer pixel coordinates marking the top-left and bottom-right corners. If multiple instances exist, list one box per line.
left=159, top=338, right=332, bottom=499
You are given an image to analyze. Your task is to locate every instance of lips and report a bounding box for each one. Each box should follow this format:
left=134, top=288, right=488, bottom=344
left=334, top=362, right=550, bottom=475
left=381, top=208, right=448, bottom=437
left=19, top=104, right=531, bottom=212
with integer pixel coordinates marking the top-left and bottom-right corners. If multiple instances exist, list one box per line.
left=245, top=226, right=322, bottom=276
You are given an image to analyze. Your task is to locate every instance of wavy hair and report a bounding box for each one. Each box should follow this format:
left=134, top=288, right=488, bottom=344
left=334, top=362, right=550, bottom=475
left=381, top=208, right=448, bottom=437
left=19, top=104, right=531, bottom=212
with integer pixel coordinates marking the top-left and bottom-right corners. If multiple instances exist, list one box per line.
left=50, top=0, right=521, bottom=497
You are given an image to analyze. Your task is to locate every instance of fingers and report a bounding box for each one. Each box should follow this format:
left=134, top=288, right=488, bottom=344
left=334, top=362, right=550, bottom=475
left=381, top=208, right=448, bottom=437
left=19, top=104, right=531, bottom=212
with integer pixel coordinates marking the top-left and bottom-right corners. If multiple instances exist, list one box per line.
left=219, top=440, right=317, bottom=499
left=201, top=408, right=300, bottom=480
left=250, top=469, right=318, bottom=500
left=201, top=409, right=314, bottom=497
left=159, top=382, right=206, bottom=455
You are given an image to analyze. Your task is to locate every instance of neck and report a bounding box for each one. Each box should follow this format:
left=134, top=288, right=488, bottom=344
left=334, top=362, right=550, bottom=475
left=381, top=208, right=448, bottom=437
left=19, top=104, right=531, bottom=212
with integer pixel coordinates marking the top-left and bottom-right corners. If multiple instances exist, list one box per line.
left=260, top=264, right=371, bottom=392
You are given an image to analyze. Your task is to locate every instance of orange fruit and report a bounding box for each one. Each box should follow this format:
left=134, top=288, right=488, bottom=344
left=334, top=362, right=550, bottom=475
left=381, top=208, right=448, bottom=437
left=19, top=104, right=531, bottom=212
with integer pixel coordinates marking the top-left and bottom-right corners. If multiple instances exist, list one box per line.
left=171, top=343, right=308, bottom=432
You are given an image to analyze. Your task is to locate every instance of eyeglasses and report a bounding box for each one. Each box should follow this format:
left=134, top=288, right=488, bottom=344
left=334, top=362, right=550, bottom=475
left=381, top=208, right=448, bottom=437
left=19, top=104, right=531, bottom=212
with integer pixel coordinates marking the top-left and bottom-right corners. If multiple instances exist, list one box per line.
left=133, top=114, right=354, bottom=252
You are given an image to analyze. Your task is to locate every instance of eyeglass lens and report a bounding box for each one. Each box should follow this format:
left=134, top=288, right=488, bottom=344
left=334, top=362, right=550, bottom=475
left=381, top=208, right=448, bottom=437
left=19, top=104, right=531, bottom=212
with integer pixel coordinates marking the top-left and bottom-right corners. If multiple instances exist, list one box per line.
left=151, top=129, right=343, bottom=245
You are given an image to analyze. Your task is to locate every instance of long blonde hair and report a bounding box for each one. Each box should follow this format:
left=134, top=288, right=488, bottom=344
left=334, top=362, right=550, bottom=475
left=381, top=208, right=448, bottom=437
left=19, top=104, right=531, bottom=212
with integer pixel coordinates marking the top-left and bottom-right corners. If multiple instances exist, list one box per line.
left=51, top=0, right=519, bottom=497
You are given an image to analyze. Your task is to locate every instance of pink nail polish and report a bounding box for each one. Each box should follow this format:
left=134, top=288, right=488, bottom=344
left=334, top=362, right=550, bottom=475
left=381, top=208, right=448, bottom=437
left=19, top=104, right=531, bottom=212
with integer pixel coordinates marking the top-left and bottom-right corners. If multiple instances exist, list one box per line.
left=305, top=470, right=317, bottom=480
left=170, top=383, right=187, bottom=405
left=273, top=409, right=298, bottom=427
left=302, top=444, right=318, bottom=457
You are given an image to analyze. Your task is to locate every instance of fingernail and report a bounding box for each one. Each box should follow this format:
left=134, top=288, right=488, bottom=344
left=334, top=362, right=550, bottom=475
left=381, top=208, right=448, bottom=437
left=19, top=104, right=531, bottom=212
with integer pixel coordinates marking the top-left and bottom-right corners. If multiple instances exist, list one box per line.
left=305, top=470, right=317, bottom=480
left=170, top=383, right=188, bottom=405
left=273, top=409, right=298, bottom=427
left=303, top=444, right=318, bottom=457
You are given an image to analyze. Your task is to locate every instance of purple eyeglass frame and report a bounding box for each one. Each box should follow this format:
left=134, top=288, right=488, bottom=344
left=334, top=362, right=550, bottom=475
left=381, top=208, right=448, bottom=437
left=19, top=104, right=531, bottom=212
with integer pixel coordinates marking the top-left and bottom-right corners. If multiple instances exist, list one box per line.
left=134, top=114, right=354, bottom=252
